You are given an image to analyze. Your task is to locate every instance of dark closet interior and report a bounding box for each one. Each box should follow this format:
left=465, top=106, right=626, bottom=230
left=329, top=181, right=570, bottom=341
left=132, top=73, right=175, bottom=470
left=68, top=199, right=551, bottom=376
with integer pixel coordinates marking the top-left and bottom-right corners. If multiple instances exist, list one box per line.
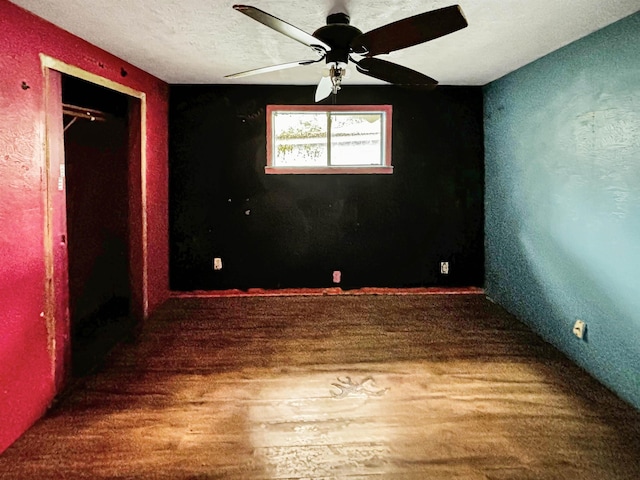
left=62, top=75, right=132, bottom=376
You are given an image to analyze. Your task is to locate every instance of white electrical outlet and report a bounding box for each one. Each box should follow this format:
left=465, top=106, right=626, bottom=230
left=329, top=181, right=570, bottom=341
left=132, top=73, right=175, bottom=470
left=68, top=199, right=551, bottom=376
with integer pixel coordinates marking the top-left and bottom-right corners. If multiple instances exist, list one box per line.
left=573, top=319, right=586, bottom=339
left=440, top=261, right=449, bottom=275
left=213, top=257, right=223, bottom=270
left=333, top=270, right=341, bottom=284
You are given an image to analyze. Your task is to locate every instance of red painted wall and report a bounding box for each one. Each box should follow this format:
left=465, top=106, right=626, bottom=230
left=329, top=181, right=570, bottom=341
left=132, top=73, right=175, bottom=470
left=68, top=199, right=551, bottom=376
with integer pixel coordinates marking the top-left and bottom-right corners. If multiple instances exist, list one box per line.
left=0, top=0, right=169, bottom=452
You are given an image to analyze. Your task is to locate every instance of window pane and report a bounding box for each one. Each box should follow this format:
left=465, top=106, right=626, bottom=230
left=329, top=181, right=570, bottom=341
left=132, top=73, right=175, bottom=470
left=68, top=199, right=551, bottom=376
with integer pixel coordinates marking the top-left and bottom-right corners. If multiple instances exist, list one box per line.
left=330, top=113, right=382, bottom=166
left=273, top=112, right=327, bottom=167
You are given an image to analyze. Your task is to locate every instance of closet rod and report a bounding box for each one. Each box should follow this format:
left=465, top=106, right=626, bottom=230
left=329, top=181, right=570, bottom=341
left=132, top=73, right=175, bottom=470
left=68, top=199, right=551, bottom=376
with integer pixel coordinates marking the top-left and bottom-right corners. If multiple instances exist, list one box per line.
left=62, top=103, right=108, bottom=121
left=62, top=103, right=107, bottom=132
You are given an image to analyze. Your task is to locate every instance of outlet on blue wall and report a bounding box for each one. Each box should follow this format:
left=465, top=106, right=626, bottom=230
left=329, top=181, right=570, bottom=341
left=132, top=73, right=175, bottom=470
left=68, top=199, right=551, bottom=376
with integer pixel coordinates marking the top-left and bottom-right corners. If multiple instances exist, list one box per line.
left=484, top=12, right=640, bottom=408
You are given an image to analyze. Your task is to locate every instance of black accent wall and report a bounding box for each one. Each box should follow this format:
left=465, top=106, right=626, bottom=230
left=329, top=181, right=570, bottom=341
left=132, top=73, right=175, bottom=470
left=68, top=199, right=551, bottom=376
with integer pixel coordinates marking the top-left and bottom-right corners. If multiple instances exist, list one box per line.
left=169, top=85, right=483, bottom=290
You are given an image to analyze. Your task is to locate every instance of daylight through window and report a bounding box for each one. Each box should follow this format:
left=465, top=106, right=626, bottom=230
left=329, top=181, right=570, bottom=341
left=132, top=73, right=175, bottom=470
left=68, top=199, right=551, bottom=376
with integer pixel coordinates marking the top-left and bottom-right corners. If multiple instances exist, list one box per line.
left=266, top=105, right=392, bottom=174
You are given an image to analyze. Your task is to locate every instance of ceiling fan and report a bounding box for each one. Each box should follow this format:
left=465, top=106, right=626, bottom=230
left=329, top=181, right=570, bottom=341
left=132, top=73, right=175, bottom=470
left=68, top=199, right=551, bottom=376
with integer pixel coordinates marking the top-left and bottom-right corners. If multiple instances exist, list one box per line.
left=226, top=4, right=468, bottom=101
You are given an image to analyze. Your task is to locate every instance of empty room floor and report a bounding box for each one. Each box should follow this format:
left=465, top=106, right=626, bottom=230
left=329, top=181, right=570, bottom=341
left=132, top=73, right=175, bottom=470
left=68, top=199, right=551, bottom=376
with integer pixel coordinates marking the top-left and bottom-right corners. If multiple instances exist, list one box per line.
left=1, top=294, right=639, bottom=479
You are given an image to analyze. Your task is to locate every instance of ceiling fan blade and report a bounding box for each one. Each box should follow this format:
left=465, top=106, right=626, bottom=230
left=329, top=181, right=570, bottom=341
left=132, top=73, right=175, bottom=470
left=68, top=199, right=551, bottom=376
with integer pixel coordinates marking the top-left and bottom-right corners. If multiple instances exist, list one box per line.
left=355, top=57, right=438, bottom=88
left=315, top=75, right=334, bottom=102
left=350, top=5, right=467, bottom=56
left=233, top=5, right=331, bottom=53
left=225, top=58, right=322, bottom=79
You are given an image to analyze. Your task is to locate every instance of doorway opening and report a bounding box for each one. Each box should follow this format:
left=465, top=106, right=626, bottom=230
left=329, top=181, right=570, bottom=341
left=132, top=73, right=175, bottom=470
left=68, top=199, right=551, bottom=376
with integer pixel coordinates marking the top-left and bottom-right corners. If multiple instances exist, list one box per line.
left=62, top=75, right=133, bottom=376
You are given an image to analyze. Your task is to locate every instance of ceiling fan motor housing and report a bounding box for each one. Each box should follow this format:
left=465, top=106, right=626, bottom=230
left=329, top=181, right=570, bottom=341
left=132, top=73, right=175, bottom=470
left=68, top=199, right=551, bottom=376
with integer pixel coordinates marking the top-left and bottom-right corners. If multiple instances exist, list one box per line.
left=313, top=13, right=362, bottom=64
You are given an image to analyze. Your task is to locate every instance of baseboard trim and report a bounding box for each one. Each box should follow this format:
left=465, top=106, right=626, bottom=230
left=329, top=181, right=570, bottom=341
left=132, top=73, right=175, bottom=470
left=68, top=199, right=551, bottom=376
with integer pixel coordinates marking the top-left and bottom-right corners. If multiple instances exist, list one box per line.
left=171, top=287, right=484, bottom=298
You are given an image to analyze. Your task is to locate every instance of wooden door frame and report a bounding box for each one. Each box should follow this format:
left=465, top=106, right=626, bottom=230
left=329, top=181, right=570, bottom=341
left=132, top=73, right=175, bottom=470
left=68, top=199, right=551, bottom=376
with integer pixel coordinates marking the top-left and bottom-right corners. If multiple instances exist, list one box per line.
left=41, top=55, right=148, bottom=390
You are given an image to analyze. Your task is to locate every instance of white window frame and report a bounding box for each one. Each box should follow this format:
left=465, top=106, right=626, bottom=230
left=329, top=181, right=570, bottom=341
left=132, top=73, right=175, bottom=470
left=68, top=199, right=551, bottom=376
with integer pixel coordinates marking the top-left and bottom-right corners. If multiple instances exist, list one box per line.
left=266, top=104, right=393, bottom=174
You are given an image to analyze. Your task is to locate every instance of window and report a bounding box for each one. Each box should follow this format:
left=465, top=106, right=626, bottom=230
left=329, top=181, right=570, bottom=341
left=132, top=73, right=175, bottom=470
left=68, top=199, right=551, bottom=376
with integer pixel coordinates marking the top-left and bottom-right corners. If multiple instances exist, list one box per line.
left=266, top=105, right=392, bottom=174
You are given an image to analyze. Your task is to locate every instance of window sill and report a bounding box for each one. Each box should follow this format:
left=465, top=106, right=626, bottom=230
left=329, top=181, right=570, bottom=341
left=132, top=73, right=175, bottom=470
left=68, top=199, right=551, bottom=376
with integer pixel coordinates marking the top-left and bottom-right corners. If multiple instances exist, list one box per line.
left=265, top=166, right=393, bottom=175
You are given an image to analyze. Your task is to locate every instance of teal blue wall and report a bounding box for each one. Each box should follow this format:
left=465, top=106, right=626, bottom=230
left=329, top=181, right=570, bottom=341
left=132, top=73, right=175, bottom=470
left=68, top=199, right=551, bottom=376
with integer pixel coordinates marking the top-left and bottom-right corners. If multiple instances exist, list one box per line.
left=484, top=12, right=640, bottom=408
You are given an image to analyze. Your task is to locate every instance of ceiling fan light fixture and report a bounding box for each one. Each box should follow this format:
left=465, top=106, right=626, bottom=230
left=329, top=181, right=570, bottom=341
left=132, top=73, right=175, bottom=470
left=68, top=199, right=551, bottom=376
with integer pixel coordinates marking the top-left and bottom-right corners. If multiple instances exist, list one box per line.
left=329, top=62, right=347, bottom=94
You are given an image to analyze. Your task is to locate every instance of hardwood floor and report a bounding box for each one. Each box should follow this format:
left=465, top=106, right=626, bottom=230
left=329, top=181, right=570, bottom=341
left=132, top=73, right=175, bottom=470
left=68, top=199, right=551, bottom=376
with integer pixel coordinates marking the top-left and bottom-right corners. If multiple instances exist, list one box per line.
left=1, top=294, right=639, bottom=479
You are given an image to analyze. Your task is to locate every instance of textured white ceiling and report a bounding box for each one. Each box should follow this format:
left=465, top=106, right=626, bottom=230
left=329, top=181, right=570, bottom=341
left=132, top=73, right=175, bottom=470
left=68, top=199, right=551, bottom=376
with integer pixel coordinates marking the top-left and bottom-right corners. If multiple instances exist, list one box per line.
left=10, top=0, right=640, bottom=85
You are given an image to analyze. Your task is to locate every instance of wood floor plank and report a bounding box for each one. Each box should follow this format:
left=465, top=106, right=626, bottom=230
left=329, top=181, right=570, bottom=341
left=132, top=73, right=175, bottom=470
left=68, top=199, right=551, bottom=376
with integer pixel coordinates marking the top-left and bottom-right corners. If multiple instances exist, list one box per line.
left=1, top=294, right=639, bottom=479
